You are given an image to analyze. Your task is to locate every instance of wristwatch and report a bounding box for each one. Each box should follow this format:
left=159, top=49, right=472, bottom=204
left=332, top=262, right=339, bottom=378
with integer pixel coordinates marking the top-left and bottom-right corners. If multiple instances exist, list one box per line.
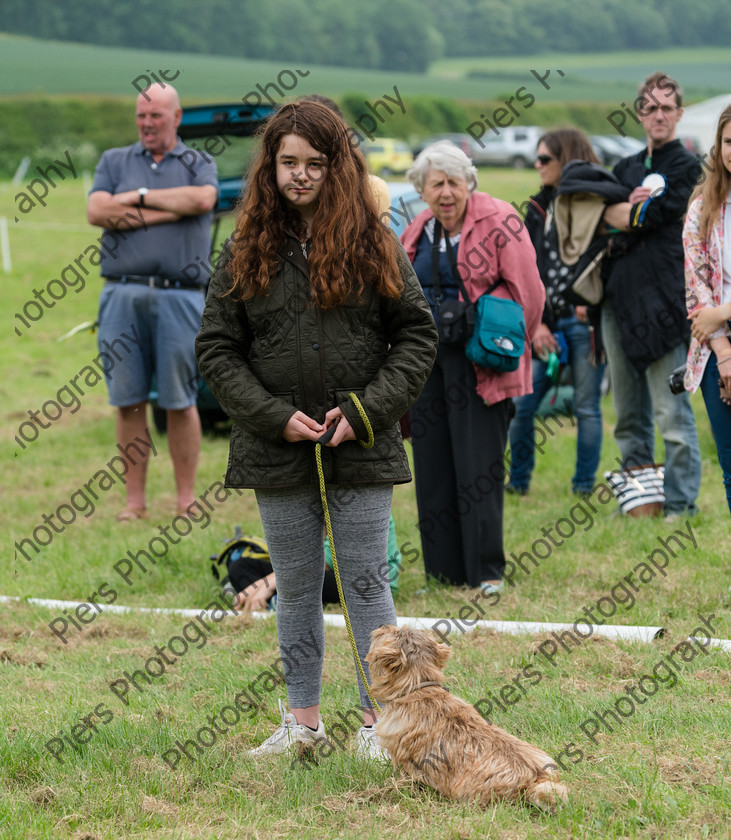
left=138, top=187, right=149, bottom=206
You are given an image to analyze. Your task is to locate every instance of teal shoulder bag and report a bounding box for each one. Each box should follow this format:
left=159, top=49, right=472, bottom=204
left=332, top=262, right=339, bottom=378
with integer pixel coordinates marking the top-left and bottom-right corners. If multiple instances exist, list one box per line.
left=439, top=221, right=526, bottom=373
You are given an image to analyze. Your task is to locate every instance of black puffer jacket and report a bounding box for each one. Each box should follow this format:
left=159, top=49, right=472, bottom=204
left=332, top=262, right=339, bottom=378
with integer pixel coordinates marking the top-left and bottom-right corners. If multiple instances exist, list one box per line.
left=603, top=140, right=701, bottom=371
left=195, top=233, right=438, bottom=489
left=525, top=164, right=630, bottom=326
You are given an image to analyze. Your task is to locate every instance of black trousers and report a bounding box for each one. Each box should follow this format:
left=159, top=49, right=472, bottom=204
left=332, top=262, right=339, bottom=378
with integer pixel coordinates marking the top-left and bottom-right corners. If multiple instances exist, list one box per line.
left=411, top=344, right=511, bottom=586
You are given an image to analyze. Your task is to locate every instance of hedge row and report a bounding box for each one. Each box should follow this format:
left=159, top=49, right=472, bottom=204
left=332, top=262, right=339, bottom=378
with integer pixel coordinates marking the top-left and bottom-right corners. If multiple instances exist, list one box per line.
left=0, top=95, right=636, bottom=179
left=0, top=98, right=136, bottom=180
left=340, top=93, right=643, bottom=146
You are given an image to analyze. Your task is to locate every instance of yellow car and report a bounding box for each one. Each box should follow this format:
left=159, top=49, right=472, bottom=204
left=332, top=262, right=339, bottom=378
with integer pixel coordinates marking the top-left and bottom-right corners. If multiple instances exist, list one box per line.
left=362, top=138, right=414, bottom=178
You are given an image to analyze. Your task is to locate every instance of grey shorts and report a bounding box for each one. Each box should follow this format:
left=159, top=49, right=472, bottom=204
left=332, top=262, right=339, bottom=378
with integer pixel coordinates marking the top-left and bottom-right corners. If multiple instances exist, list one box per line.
left=97, top=282, right=204, bottom=409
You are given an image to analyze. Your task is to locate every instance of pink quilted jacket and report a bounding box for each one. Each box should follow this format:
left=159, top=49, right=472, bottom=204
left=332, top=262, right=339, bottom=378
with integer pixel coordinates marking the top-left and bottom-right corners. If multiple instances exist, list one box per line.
left=401, top=191, right=544, bottom=405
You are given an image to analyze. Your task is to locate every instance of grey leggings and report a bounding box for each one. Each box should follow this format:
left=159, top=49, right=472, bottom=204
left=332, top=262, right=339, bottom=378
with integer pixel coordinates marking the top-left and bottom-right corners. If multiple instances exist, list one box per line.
left=255, top=484, right=396, bottom=709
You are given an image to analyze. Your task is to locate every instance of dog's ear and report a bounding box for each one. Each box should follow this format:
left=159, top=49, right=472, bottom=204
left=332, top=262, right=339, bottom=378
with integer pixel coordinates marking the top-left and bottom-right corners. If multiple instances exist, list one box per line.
left=419, top=633, right=451, bottom=670
left=399, top=627, right=451, bottom=673
left=366, top=625, right=402, bottom=670
left=434, top=641, right=451, bottom=669
left=368, top=624, right=397, bottom=652
left=368, top=639, right=407, bottom=674
left=369, top=625, right=391, bottom=644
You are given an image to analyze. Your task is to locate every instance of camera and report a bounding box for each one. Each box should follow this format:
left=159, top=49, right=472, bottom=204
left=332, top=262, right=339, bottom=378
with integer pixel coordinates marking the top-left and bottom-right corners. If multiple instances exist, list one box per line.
left=667, top=364, right=686, bottom=394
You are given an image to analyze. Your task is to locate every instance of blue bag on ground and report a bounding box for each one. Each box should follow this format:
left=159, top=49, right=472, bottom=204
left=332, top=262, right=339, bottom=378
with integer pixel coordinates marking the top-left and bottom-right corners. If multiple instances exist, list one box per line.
left=465, top=294, right=526, bottom=372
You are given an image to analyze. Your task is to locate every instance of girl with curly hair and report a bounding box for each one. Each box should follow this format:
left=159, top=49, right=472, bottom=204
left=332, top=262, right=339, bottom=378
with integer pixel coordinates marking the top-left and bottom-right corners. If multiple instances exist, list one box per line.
left=196, top=101, right=437, bottom=757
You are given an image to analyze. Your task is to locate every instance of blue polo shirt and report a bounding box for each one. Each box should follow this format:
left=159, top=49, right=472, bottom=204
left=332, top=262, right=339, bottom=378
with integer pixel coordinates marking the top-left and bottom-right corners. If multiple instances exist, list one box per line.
left=90, top=139, right=218, bottom=284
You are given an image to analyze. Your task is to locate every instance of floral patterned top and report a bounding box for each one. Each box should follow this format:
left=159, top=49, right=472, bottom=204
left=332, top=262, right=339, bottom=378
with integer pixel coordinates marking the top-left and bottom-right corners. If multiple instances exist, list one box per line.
left=682, top=193, right=731, bottom=392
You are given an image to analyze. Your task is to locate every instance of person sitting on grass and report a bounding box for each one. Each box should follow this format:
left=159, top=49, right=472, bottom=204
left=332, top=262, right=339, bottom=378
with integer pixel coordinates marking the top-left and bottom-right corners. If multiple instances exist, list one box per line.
left=231, top=521, right=403, bottom=611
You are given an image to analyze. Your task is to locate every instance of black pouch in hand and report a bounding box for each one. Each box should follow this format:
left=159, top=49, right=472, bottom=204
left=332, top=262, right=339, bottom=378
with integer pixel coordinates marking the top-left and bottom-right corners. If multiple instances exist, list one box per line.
left=437, top=298, right=474, bottom=345
left=432, top=220, right=475, bottom=346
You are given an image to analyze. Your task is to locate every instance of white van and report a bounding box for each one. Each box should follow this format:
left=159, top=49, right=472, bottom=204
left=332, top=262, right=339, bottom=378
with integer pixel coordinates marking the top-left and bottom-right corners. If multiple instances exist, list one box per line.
left=470, top=125, right=542, bottom=169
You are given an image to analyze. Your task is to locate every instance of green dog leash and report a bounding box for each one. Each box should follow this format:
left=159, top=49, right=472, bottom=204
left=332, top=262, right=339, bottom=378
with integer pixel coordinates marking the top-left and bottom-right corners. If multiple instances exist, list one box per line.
left=314, top=393, right=380, bottom=712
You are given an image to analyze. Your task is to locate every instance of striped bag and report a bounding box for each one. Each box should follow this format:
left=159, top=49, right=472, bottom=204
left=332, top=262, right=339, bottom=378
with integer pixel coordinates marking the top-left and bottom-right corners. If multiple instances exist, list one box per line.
left=604, top=464, right=665, bottom=518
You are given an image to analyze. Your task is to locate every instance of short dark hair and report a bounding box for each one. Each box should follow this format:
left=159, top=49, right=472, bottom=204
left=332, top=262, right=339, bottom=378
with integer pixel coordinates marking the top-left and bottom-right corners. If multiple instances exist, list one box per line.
left=638, top=72, right=683, bottom=108
left=537, top=128, right=600, bottom=169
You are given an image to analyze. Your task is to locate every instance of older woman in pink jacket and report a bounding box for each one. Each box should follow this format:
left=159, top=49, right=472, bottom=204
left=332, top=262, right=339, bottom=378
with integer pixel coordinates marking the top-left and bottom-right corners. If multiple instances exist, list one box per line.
left=683, top=105, right=731, bottom=514
left=401, top=141, right=544, bottom=589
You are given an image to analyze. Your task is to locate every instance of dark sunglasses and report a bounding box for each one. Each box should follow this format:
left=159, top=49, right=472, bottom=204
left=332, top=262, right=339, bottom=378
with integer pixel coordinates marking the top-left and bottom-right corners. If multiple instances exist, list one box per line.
left=536, top=154, right=556, bottom=166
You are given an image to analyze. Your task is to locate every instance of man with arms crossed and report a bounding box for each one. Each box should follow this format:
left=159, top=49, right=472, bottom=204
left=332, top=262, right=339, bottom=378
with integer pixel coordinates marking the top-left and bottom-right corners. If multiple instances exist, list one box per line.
left=602, top=72, right=702, bottom=520
left=88, top=83, right=218, bottom=520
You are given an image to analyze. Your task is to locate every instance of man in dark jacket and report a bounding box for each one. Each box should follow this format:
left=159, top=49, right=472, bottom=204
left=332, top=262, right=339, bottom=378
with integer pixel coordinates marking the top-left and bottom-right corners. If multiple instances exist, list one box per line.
left=602, top=72, right=701, bottom=520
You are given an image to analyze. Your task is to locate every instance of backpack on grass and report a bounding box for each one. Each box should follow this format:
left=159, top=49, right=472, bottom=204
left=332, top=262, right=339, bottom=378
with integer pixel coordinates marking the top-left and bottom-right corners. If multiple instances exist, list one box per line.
left=210, top=527, right=272, bottom=598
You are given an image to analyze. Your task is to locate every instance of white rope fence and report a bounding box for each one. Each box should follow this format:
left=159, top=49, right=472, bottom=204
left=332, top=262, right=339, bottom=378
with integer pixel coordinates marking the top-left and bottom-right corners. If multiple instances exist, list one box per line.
left=2, top=595, right=729, bottom=651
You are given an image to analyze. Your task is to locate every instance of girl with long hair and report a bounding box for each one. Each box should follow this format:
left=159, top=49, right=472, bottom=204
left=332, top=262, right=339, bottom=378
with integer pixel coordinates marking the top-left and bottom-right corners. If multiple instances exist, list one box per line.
left=196, top=101, right=437, bottom=755
left=683, top=105, right=731, bottom=513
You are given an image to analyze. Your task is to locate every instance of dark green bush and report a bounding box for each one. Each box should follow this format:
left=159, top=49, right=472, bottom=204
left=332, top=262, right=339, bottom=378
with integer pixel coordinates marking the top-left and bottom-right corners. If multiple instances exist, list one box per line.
left=0, top=97, right=136, bottom=179
left=0, top=94, right=641, bottom=181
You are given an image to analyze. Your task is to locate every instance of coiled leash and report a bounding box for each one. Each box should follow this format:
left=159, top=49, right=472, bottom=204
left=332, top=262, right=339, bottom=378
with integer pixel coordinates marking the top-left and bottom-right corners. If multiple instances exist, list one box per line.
left=315, top=392, right=380, bottom=712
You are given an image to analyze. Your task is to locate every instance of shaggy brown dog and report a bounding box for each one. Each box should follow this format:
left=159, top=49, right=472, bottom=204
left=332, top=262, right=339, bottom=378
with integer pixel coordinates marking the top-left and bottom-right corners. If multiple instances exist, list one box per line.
left=365, top=625, right=568, bottom=811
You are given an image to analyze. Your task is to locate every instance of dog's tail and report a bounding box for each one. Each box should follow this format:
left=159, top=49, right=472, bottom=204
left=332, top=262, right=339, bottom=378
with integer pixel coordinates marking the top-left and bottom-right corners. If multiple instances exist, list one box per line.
left=528, top=779, right=568, bottom=811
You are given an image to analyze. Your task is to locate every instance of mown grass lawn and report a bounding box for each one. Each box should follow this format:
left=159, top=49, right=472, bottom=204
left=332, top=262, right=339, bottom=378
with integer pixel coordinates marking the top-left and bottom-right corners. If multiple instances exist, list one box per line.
left=1, top=177, right=729, bottom=839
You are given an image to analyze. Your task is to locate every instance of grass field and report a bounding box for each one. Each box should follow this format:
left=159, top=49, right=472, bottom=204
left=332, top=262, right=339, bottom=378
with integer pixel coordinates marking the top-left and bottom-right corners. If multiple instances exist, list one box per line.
left=0, top=174, right=729, bottom=839
left=1, top=33, right=729, bottom=104
left=431, top=48, right=731, bottom=100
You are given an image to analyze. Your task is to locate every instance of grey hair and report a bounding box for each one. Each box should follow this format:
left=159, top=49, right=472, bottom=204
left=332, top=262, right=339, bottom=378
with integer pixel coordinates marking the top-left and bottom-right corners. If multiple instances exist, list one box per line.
left=406, top=140, right=478, bottom=194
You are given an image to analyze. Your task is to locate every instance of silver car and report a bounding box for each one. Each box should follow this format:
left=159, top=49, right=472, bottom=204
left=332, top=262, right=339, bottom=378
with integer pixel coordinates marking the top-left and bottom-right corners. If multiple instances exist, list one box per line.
left=466, top=125, right=543, bottom=169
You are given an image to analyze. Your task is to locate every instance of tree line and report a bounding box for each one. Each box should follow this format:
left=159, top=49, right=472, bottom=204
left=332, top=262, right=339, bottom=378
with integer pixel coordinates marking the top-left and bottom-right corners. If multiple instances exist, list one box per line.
left=1, top=0, right=730, bottom=73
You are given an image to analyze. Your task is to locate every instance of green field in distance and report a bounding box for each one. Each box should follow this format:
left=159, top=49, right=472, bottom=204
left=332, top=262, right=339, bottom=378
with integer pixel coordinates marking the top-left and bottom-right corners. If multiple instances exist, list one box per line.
left=1, top=33, right=728, bottom=104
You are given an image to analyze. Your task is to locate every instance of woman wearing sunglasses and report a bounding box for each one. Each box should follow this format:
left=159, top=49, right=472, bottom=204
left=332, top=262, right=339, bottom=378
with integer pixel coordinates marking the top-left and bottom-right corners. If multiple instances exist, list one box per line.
left=507, top=129, right=606, bottom=498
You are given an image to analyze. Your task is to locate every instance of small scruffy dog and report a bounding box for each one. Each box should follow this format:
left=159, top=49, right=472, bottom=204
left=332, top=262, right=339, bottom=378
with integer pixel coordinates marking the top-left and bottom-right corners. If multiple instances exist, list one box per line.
left=365, top=625, right=568, bottom=811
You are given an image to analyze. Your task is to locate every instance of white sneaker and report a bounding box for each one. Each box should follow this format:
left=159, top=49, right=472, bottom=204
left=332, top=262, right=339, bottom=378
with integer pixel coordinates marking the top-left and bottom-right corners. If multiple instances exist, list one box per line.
left=355, top=725, right=390, bottom=762
left=248, top=699, right=328, bottom=757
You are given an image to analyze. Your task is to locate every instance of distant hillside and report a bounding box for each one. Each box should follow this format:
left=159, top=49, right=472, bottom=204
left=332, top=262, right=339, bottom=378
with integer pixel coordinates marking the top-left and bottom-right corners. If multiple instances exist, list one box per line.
left=0, top=34, right=727, bottom=103
left=1, top=36, right=727, bottom=180
left=1, top=0, right=730, bottom=72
